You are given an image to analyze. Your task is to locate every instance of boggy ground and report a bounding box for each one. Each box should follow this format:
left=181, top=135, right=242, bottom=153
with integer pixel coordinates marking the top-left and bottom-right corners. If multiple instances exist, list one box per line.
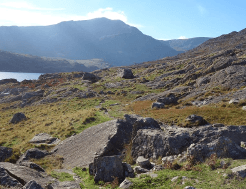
left=1, top=28, right=246, bottom=188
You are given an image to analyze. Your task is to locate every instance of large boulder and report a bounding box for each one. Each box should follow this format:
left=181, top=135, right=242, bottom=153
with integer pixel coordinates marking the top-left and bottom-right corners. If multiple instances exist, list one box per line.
left=9, top=113, right=27, bottom=124
left=89, top=156, right=124, bottom=183
left=131, top=129, right=191, bottom=160
left=0, top=146, right=12, bottom=162
left=81, top=72, right=99, bottom=83
left=117, top=68, right=134, bottom=79
left=17, top=148, right=49, bottom=164
left=0, top=166, right=23, bottom=188
left=53, top=115, right=160, bottom=168
left=0, top=162, right=53, bottom=187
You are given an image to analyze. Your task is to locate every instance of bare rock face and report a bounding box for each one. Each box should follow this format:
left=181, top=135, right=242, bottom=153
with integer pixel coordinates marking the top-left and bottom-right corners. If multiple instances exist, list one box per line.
left=0, top=162, right=53, bottom=188
left=9, top=112, right=27, bottom=124
left=117, top=68, right=134, bottom=79
left=0, top=146, right=12, bottom=162
left=53, top=114, right=160, bottom=168
left=90, top=156, right=124, bottom=183
left=187, top=136, right=246, bottom=162
left=29, top=133, right=60, bottom=145
left=0, top=166, right=23, bottom=188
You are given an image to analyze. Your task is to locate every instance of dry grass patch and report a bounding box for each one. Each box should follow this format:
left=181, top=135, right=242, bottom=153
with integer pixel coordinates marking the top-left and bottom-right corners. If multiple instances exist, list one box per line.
left=128, top=101, right=246, bottom=126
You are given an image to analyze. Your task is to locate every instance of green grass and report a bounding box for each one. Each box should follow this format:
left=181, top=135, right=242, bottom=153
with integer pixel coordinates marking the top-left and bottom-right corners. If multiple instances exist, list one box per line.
left=50, top=171, right=74, bottom=182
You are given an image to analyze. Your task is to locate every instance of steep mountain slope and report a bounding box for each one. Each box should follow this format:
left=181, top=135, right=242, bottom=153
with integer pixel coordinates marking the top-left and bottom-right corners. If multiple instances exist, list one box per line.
left=162, top=37, right=211, bottom=51
left=0, top=18, right=179, bottom=66
left=0, top=50, right=109, bottom=73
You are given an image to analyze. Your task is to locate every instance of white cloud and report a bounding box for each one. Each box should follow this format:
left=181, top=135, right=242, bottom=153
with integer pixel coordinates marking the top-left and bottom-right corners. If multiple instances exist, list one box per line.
left=178, top=36, right=188, bottom=39
left=0, top=2, right=142, bottom=28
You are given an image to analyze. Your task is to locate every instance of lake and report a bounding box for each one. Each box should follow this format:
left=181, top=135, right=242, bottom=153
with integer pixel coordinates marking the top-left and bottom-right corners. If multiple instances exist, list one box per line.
left=0, top=72, right=43, bottom=82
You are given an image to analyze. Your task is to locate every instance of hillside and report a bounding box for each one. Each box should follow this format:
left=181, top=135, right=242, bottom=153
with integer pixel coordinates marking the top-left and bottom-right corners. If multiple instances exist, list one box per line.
left=1, top=28, right=246, bottom=188
left=0, top=50, right=110, bottom=73
left=161, top=37, right=211, bottom=51
left=0, top=18, right=179, bottom=66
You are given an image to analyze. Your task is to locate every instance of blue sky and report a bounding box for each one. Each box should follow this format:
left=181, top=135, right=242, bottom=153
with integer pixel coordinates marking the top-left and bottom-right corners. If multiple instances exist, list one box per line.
left=0, top=0, right=245, bottom=40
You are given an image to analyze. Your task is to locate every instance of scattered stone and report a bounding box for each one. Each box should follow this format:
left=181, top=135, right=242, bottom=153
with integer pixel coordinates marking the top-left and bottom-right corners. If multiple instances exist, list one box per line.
left=0, top=146, right=12, bottom=162
left=242, top=106, right=246, bottom=110
left=171, top=176, right=179, bottom=182
left=0, top=166, right=23, bottom=188
left=184, top=186, right=196, bottom=189
left=185, top=114, right=207, bottom=126
left=119, top=179, right=133, bottom=189
left=136, top=156, right=151, bottom=169
left=29, top=133, right=60, bottom=145
left=9, top=112, right=27, bottom=124
left=229, top=98, right=240, bottom=104
left=151, top=102, right=165, bottom=109
left=23, top=180, right=44, bottom=189
left=89, top=156, right=124, bottom=183
left=117, top=68, right=134, bottom=79
left=231, top=165, right=246, bottom=178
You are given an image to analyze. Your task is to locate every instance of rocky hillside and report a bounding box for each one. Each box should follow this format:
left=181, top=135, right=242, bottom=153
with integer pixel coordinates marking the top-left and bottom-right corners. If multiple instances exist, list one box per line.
left=0, top=50, right=110, bottom=73
left=1, top=28, right=246, bottom=188
left=0, top=18, right=179, bottom=67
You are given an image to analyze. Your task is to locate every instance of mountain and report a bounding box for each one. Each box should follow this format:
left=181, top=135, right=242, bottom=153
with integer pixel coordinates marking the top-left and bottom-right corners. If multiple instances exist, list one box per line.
left=0, top=50, right=110, bottom=73
left=0, top=18, right=179, bottom=66
left=161, top=37, right=211, bottom=51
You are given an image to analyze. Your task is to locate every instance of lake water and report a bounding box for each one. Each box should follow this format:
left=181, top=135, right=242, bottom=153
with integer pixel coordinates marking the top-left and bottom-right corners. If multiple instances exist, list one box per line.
left=0, top=72, right=43, bottom=82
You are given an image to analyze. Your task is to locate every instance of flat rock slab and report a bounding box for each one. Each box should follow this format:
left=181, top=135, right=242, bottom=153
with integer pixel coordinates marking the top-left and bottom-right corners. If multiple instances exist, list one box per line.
left=29, top=133, right=60, bottom=145
left=231, top=165, right=246, bottom=178
left=0, top=162, right=53, bottom=187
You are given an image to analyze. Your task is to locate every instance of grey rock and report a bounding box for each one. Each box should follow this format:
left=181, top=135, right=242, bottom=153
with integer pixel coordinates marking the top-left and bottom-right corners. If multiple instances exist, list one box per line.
left=185, top=114, right=207, bottom=126
left=157, top=93, right=177, bottom=105
left=17, top=148, right=49, bottom=164
left=212, top=123, right=224, bottom=127
left=29, top=133, right=60, bottom=145
left=90, top=156, right=124, bottom=183
left=196, top=76, right=210, bottom=87
left=0, top=146, right=12, bottom=162
left=20, top=162, right=45, bottom=172
left=22, top=90, right=44, bottom=100
left=105, top=82, right=123, bottom=88
left=119, top=178, right=133, bottom=189
left=231, top=165, right=246, bottom=178
left=23, top=180, right=43, bottom=189
left=162, top=155, right=177, bottom=164
left=53, top=115, right=160, bottom=168
left=134, top=166, right=149, bottom=174
left=0, top=166, right=22, bottom=188
left=81, top=72, right=99, bottom=83
left=242, top=106, right=246, bottom=110
left=151, top=102, right=164, bottom=109
left=9, top=112, right=27, bottom=124
left=122, top=163, right=134, bottom=173
left=0, top=79, right=18, bottom=85
left=117, top=68, right=134, bottom=79
left=136, top=156, right=151, bottom=169
left=0, top=162, right=53, bottom=187
left=171, top=176, right=179, bottom=182
left=229, top=98, right=239, bottom=104
left=187, top=136, right=246, bottom=162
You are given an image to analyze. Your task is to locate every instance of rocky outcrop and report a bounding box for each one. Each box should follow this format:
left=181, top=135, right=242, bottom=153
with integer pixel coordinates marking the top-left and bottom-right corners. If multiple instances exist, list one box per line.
left=9, top=113, right=27, bottom=124
left=0, top=162, right=53, bottom=187
left=117, top=68, right=134, bottom=79
left=53, top=114, right=160, bottom=168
